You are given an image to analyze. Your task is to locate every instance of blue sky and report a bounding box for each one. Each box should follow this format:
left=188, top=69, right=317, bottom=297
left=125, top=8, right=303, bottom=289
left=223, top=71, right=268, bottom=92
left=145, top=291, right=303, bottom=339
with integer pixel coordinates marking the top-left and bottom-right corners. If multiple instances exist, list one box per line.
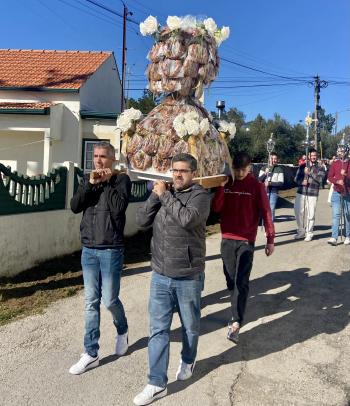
left=2, top=0, right=349, bottom=130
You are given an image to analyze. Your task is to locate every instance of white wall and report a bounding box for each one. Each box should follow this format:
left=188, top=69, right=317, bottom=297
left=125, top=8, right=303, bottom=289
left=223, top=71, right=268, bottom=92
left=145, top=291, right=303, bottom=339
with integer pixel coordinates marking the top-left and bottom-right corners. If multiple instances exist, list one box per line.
left=0, top=210, right=82, bottom=278
left=0, top=130, right=44, bottom=175
left=80, top=55, right=122, bottom=114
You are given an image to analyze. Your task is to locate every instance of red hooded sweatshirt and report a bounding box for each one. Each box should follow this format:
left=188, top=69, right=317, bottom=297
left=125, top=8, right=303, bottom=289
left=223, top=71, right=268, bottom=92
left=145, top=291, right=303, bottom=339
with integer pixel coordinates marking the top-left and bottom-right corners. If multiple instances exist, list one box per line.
left=212, top=173, right=275, bottom=244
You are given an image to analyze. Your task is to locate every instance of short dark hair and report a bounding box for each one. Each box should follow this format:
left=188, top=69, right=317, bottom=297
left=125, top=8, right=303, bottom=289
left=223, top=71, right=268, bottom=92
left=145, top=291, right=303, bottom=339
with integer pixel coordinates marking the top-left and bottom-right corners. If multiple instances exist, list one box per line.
left=172, top=153, right=197, bottom=171
left=309, top=148, right=317, bottom=155
left=271, top=152, right=278, bottom=157
left=233, top=152, right=251, bottom=169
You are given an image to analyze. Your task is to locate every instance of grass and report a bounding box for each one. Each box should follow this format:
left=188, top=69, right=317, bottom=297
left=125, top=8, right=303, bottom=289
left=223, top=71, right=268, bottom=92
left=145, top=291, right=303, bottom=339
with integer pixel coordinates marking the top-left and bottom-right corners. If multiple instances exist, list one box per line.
left=0, top=229, right=155, bottom=326
left=0, top=221, right=222, bottom=326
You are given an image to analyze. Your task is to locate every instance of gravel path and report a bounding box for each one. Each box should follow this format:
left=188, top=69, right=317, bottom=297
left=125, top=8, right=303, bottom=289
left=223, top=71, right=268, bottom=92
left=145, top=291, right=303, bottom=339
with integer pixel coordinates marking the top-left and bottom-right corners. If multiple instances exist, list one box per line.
left=1, top=190, right=349, bottom=406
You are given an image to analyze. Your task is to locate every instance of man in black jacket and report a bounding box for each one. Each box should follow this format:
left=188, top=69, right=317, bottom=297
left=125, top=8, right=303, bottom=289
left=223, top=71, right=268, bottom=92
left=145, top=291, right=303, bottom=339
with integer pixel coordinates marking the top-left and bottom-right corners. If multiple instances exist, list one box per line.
left=133, top=153, right=211, bottom=406
left=69, top=142, right=131, bottom=375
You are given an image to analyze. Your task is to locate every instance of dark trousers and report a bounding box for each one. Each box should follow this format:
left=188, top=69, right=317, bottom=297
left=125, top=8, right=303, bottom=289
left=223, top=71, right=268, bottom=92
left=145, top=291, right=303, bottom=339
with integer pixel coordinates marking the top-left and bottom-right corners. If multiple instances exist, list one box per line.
left=221, top=239, right=254, bottom=325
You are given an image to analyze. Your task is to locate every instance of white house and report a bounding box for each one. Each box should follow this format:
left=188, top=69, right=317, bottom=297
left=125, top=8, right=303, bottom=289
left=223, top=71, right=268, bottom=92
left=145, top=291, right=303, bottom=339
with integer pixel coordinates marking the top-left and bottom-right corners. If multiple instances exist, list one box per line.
left=0, top=49, right=122, bottom=176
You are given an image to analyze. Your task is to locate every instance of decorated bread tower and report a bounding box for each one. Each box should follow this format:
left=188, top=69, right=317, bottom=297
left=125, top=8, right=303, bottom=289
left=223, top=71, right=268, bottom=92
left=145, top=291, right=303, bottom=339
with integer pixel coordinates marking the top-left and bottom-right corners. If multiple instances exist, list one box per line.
left=118, top=15, right=236, bottom=186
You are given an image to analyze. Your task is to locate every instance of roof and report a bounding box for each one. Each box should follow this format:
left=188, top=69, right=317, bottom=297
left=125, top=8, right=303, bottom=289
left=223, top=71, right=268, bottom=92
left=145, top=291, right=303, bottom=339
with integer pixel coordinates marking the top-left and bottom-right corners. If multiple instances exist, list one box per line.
left=0, top=102, right=52, bottom=114
left=0, top=49, right=112, bottom=90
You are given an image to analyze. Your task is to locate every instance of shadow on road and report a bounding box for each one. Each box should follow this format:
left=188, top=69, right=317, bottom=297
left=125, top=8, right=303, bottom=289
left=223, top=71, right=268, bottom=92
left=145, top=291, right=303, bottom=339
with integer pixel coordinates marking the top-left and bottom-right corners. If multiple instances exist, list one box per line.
left=117, top=267, right=350, bottom=394
left=167, top=267, right=350, bottom=394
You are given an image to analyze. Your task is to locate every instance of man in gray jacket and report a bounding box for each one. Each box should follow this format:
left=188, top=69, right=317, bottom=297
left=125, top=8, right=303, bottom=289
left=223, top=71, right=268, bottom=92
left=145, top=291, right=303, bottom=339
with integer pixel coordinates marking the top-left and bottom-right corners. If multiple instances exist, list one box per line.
left=133, top=153, right=211, bottom=406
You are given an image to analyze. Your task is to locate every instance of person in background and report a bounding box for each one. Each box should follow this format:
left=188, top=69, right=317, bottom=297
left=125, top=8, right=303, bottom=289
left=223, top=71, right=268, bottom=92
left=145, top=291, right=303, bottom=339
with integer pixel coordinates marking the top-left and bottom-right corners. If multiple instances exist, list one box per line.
left=298, top=154, right=307, bottom=166
left=212, top=152, right=275, bottom=345
left=258, top=152, right=284, bottom=221
left=294, top=148, right=325, bottom=242
left=327, top=147, right=350, bottom=246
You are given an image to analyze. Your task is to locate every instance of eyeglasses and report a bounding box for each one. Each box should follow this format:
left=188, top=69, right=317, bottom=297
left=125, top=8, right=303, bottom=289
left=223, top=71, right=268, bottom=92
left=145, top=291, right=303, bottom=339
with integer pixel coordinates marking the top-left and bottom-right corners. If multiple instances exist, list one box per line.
left=170, top=169, right=193, bottom=174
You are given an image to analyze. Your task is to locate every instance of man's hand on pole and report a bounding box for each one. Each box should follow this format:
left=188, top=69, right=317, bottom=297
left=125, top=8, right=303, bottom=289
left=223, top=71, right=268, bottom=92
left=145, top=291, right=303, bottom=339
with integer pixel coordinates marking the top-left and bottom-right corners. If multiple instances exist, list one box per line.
left=153, top=180, right=167, bottom=197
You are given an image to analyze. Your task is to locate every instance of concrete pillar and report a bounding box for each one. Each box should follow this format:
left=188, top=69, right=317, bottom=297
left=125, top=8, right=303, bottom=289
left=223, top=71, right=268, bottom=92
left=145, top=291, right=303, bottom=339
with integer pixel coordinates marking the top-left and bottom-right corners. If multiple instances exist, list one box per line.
left=63, top=161, right=75, bottom=209
left=43, top=129, right=52, bottom=175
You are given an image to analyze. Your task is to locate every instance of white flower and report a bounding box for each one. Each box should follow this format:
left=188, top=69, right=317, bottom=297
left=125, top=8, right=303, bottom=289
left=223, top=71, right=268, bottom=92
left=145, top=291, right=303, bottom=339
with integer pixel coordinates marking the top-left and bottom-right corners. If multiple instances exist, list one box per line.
left=215, top=26, right=230, bottom=46
left=167, top=16, right=182, bottom=31
left=228, top=122, right=236, bottom=136
left=180, top=15, right=197, bottom=31
left=173, top=121, right=187, bottom=138
left=218, top=120, right=229, bottom=133
left=203, top=18, right=217, bottom=35
left=185, top=119, right=200, bottom=136
left=124, top=107, right=142, bottom=121
left=173, top=114, right=185, bottom=127
left=200, top=118, right=210, bottom=134
left=116, top=115, right=132, bottom=132
left=184, top=111, right=200, bottom=121
left=221, top=26, right=230, bottom=41
left=140, top=15, right=158, bottom=36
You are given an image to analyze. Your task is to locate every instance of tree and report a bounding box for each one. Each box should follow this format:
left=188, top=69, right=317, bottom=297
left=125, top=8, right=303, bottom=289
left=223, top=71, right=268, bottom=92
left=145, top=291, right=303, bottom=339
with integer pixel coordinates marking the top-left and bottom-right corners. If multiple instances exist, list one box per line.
left=211, top=107, right=246, bottom=128
left=127, top=90, right=159, bottom=114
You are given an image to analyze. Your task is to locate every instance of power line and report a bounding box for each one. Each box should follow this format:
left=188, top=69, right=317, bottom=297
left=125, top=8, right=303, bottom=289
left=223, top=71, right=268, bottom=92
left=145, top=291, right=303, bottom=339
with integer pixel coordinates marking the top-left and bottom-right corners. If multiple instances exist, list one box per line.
left=84, top=0, right=140, bottom=25
left=220, top=56, right=311, bottom=83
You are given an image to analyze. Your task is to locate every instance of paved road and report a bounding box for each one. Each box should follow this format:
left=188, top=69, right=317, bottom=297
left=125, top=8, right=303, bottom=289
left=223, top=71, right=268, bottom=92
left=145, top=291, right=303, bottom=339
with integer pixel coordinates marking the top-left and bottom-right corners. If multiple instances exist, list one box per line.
left=1, top=190, right=349, bottom=406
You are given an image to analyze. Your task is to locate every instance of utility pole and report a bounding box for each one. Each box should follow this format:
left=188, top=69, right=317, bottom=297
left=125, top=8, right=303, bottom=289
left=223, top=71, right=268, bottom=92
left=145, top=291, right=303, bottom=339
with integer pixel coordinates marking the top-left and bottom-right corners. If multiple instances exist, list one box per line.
left=313, top=75, right=328, bottom=151
left=334, top=111, right=338, bottom=135
left=121, top=3, right=133, bottom=112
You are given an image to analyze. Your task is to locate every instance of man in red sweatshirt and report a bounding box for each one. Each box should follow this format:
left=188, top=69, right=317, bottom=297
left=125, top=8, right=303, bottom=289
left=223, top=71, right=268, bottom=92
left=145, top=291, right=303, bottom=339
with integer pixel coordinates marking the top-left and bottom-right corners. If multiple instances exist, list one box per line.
left=212, top=152, right=275, bottom=343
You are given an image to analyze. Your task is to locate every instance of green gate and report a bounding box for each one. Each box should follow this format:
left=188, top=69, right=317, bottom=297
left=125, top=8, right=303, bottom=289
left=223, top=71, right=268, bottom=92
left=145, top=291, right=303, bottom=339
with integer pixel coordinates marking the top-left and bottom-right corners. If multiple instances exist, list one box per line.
left=0, top=164, right=67, bottom=215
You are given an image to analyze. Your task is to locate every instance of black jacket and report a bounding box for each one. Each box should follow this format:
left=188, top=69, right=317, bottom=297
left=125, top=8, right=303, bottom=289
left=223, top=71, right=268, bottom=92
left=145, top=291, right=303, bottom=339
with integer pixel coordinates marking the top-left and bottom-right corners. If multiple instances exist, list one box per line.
left=70, top=173, right=131, bottom=248
left=136, top=184, right=211, bottom=278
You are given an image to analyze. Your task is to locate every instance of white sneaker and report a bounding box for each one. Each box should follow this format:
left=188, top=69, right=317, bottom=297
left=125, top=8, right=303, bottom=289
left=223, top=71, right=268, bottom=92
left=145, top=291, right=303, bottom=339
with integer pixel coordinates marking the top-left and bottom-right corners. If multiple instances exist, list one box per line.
left=115, top=332, right=128, bottom=356
left=69, top=353, right=99, bottom=375
left=175, top=359, right=196, bottom=380
left=294, top=232, right=305, bottom=240
left=133, top=384, right=167, bottom=405
left=304, top=234, right=313, bottom=242
left=344, top=237, right=350, bottom=245
left=327, top=238, right=337, bottom=246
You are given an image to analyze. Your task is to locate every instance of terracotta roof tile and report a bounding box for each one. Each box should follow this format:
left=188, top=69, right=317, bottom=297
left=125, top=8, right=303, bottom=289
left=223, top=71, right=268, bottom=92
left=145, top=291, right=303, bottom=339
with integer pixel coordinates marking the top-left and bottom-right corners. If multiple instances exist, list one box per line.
left=0, top=102, right=52, bottom=110
left=0, top=49, right=112, bottom=90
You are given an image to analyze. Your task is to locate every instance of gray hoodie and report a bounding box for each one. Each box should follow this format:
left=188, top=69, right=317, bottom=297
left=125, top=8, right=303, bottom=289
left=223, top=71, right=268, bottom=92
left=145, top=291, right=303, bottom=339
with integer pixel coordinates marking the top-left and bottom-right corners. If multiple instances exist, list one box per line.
left=136, top=183, right=211, bottom=278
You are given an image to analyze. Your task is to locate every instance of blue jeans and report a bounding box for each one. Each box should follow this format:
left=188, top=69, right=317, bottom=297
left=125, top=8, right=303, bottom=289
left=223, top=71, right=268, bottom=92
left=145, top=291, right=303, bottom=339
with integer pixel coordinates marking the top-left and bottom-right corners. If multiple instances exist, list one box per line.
left=331, top=191, right=350, bottom=239
left=82, top=247, right=128, bottom=357
left=268, top=191, right=278, bottom=221
left=148, top=271, right=204, bottom=387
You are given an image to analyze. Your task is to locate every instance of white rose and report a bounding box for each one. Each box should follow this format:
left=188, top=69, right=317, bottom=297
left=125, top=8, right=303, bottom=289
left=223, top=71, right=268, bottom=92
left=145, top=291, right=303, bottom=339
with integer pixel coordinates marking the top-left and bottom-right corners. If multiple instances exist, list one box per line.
left=124, top=107, right=142, bottom=121
left=185, top=119, right=200, bottom=135
left=184, top=111, right=200, bottom=121
left=180, top=15, right=197, bottom=31
left=140, top=15, right=158, bottom=36
left=228, top=122, right=236, bottom=137
left=218, top=120, right=229, bottom=133
left=173, top=114, right=185, bottom=127
left=221, top=26, right=230, bottom=41
left=203, top=18, right=217, bottom=35
left=167, top=16, right=182, bottom=31
left=200, top=118, right=210, bottom=134
left=173, top=121, right=187, bottom=138
left=117, top=115, right=132, bottom=132
left=214, top=31, right=223, bottom=46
